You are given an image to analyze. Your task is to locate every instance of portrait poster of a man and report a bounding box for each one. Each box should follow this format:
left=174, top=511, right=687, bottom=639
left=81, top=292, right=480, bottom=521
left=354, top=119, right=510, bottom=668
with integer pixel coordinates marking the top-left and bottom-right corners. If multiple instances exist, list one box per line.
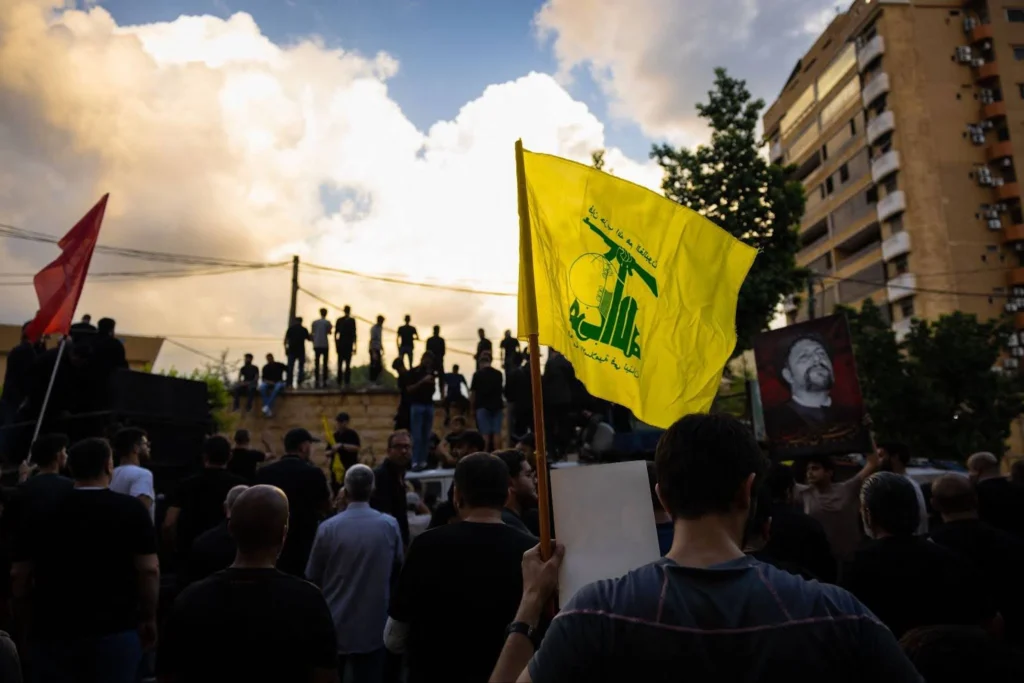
left=753, top=314, right=870, bottom=457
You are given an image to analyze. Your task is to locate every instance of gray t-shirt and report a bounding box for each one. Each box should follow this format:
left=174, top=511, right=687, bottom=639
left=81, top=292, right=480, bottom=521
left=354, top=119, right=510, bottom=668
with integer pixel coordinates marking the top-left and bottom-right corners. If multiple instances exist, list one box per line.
left=311, top=319, right=332, bottom=349
left=529, top=557, right=921, bottom=683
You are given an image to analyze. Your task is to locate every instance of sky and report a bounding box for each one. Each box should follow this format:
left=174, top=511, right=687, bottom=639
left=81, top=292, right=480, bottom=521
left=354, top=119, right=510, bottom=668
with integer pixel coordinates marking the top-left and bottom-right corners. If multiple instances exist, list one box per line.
left=0, top=0, right=839, bottom=372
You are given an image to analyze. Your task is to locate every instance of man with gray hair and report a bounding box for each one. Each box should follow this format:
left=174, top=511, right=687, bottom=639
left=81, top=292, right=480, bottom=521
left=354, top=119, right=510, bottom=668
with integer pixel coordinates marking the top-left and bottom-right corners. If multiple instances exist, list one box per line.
left=307, top=464, right=404, bottom=683
left=180, top=484, right=249, bottom=588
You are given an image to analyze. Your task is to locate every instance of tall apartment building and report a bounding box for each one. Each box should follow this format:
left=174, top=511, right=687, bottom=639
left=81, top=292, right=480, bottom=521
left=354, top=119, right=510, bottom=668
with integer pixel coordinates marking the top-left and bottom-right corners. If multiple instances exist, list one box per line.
left=764, top=0, right=1024, bottom=371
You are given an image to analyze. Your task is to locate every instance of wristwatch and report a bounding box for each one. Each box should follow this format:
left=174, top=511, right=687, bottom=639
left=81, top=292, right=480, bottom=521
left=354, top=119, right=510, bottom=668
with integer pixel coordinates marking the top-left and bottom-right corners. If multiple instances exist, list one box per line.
left=506, top=621, right=541, bottom=649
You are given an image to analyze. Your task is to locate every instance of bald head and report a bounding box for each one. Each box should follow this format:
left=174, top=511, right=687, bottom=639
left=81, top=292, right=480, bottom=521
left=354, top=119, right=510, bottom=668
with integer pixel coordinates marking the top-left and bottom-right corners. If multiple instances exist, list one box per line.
left=344, top=464, right=374, bottom=503
left=224, top=484, right=249, bottom=517
left=930, top=474, right=977, bottom=517
left=228, top=485, right=289, bottom=554
left=967, top=452, right=999, bottom=479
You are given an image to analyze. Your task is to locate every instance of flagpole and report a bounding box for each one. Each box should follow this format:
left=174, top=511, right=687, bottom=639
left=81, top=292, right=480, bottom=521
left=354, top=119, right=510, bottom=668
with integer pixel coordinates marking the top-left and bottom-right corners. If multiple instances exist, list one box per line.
left=515, top=139, right=552, bottom=560
left=29, top=336, right=67, bottom=459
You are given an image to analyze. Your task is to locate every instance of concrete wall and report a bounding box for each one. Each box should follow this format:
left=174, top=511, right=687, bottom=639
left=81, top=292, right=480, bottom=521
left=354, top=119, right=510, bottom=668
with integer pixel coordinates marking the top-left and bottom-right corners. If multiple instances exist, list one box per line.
left=230, top=389, right=456, bottom=467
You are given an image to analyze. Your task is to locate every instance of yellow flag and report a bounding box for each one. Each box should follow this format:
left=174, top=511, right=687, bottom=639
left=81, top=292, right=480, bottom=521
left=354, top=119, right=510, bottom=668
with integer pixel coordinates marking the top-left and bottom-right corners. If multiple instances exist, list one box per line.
left=516, top=142, right=757, bottom=428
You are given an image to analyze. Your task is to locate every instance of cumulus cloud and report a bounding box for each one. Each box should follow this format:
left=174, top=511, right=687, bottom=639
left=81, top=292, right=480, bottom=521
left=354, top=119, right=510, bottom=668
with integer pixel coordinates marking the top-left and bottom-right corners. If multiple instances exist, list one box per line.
left=0, top=0, right=662, bottom=371
left=535, top=0, right=838, bottom=145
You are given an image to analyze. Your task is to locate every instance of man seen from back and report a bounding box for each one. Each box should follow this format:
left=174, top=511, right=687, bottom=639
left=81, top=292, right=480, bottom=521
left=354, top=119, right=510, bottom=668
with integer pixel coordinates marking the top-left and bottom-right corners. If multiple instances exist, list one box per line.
left=386, top=453, right=538, bottom=683
left=13, top=438, right=159, bottom=683
left=180, top=484, right=249, bottom=589
left=157, top=485, right=338, bottom=683
left=968, top=451, right=1024, bottom=537
left=490, top=413, right=921, bottom=683
left=227, top=429, right=269, bottom=482
left=307, top=465, right=403, bottom=682
left=335, top=306, right=357, bottom=387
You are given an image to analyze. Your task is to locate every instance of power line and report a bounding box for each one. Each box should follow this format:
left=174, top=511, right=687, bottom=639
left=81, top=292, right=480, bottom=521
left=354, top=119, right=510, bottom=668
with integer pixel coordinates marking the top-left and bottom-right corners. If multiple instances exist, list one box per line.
left=162, top=338, right=224, bottom=364
left=0, top=263, right=285, bottom=287
left=302, top=262, right=516, bottom=297
left=819, top=273, right=1010, bottom=299
left=298, top=286, right=480, bottom=359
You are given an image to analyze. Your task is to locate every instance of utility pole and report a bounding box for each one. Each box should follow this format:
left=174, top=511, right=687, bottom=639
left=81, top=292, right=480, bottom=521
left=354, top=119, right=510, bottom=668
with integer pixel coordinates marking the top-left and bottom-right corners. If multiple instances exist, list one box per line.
left=807, top=274, right=817, bottom=320
left=288, top=255, right=299, bottom=328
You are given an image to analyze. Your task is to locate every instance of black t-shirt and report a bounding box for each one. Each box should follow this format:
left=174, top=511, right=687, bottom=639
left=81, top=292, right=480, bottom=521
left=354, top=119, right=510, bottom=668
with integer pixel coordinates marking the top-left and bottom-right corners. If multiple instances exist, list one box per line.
left=255, top=457, right=330, bottom=576
left=333, top=428, right=362, bottom=470
left=500, top=337, right=520, bottom=364
left=227, top=447, right=266, bottom=481
left=239, top=364, right=259, bottom=383
left=407, top=366, right=436, bottom=405
left=169, top=468, right=248, bottom=553
left=180, top=521, right=236, bottom=589
left=390, top=521, right=537, bottom=683
left=16, top=488, right=156, bottom=639
left=157, top=567, right=337, bottom=682
left=763, top=503, right=837, bottom=583
left=476, top=338, right=492, bottom=358
left=262, top=362, right=286, bottom=383
left=285, top=324, right=309, bottom=353
left=398, top=324, right=418, bottom=348
left=976, top=477, right=1024, bottom=537
left=471, top=367, right=504, bottom=411
left=426, top=335, right=445, bottom=359
left=444, top=373, right=465, bottom=399
left=335, top=316, right=356, bottom=346
left=9, top=473, right=73, bottom=543
left=842, top=535, right=997, bottom=638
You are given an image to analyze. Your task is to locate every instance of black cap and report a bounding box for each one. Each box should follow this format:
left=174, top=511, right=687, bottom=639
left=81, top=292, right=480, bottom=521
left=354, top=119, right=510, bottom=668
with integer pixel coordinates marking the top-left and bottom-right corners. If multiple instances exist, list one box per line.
left=284, top=428, right=320, bottom=452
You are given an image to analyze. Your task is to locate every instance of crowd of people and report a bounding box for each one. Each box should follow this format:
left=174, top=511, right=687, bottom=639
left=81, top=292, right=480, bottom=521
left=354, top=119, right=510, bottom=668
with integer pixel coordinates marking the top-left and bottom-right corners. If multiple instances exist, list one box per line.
left=1, top=398, right=1024, bottom=680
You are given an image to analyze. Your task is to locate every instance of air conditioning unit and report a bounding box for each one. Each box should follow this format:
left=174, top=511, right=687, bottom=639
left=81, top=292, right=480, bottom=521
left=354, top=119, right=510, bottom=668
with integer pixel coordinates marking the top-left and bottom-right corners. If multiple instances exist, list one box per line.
left=956, top=46, right=974, bottom=63
left=1010, top=334, right=1020, bottom=347
left=982, top=120, right=995, bottom=130
left=981, top=89, right=995, bottom=104
left=972, top=132, right=987, bottom=145
left=994, top=177, right=1006, bottom=187
left=1013, top=346, right=1024, bottom=358
left=1013, top=286, right=1024, bottom=297
left=1007, top=358, right=1020, bottom=369
left=1007, top=302, right=1020, bottom=313
left=978, top=167, right=993, bottom=185
left=972, top=58, right=986, bottom=68
left=986, top=208, right=1000, bottom=219
left=989, top=218, right=1003, bottom=229
left=1004, top=158, right=1014, bottom=168
left=965, top=17, right=978, bottom=32
left=984, top=41, right=993, bottom=51
left=997, top=203, right=1008, bottom=212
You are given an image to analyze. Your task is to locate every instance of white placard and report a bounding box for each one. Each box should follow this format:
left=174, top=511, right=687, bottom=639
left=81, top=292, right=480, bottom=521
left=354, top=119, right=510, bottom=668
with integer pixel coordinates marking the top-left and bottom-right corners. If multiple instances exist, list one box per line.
left=551, top=461, right=661, bottom=608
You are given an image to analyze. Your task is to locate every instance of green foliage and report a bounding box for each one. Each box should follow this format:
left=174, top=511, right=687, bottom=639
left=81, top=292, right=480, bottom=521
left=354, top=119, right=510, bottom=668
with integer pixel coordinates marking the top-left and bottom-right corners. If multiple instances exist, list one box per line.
left=841, top=301, right=1024, bottom=460
left=591, top=149, right=606, bottom=171
left=348, top=364, right=398, bottom=390
left=652, top=68, right=807, bottom=354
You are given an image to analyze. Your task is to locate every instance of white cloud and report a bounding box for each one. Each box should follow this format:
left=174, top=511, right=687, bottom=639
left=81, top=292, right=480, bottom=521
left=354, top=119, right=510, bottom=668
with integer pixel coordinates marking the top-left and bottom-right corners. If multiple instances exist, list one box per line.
left=535, top=0, right=838, bottom=145
left=0, top=0, right=662, bottom=371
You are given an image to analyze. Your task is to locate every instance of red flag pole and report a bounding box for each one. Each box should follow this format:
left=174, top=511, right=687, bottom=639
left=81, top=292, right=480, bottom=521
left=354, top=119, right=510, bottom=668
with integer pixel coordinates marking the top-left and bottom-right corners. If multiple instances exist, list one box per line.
left=24, top=194, right=108, bottom=458
left=29, top=337, right=67, bottom=453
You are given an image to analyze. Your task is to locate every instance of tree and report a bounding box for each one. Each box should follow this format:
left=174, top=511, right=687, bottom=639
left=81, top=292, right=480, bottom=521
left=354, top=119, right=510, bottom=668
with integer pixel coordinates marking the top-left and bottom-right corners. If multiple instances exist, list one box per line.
left=591, top=149, right=606, bottom=172
left=842, top=302, right=1024, bottom=460
left=652, top=69, right=807, bottom=353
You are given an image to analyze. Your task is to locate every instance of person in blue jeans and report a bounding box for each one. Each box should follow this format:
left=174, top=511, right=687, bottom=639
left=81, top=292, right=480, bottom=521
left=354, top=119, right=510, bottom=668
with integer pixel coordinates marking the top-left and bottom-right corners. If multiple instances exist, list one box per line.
left=470, top=353, right=505, bottom=451
left=406, top=351, right=438, bottom=471
left=259, top=354, right=288, bottom=417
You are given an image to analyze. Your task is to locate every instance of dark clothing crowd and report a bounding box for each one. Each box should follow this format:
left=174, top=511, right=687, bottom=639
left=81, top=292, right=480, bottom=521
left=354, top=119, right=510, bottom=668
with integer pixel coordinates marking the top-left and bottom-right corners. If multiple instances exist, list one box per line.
left=2, top=401, right=1024, bottom=683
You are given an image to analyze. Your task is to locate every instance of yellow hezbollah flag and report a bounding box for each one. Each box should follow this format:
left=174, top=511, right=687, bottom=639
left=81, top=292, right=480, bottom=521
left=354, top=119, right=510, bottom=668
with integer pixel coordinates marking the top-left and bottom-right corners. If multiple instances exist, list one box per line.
left=515, top=142, right=757, bottom=428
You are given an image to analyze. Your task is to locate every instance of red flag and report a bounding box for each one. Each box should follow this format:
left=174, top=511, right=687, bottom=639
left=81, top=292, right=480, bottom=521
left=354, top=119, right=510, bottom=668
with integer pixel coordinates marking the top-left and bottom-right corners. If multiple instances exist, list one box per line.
left=24, top=194, right=108, bottom=342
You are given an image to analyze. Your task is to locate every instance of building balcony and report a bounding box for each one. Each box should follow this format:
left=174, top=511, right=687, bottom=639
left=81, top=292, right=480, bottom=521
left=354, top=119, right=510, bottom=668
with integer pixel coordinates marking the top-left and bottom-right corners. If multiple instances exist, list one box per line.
left=887, top=272, right=916, bottom=302
left=1011, top=268, right=1024, bottom=287
left=882, top=230, right=911, bottom=261
left=983, top=101, right=1007, bottom=121
left=862, top=72, right=890, bottom=108
left=892, top=318, right=913, bottom=343
left=770, top=140, right=783, bottom=164
left=996, top=182, right=1021, bottom=202
left=975, top=61, right=999, bottom=82
left=877, top=190, right=907, bottom=223
left=987, top=141, right=1014, bottom=163
left=970, top=23, right=994, bottom=43
left=867, top=110, right=895, bottom=145
left=1003, top=224, right=1024, bottom=246
left=871, top=150, right=900, bottom=183
left=858, top=35, right=885, bottom=73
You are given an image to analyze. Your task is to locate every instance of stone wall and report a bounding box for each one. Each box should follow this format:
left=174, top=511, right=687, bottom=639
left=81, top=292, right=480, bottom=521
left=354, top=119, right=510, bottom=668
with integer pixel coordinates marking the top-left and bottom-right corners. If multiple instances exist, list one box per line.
left=231, top=389, right=455, bottom=467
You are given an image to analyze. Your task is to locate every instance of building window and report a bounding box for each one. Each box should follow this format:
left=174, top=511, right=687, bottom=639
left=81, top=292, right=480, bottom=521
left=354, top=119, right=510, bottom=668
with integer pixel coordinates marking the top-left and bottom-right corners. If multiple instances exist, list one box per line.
left=820, top=185, right=826, bottom=200
left=999, top=127, right=1012, bottom=142
left=840, top=164, right=850, bottom=183
left=822, top=144, right=829, bottom=161
left=884, top=175, right=898, bottom=194
left=893, top=255, right=909, bottom=275
left=826, top=177, right=835, bottom=195
left=850, top=118, right=857, bottom=135
left=899, top=298, right=914, bottom=318
left=1008, top=8, right=1024, bottom=22
left=1013, top=46, right=1024, bottom=61
left=867, top=186, right=879, bottom=203
left=890, top=216, right=904, bottom=233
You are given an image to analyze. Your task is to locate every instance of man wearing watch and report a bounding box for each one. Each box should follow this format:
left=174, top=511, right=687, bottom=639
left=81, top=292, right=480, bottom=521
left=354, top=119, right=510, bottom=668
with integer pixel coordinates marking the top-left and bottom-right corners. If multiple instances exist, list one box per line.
left=489, top=414, right=922, bottom=683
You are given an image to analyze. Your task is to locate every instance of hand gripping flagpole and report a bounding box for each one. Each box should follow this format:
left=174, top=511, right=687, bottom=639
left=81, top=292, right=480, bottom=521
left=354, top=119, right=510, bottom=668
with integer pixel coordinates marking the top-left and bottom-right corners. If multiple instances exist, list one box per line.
left=515, top=139, right=552, bottom=561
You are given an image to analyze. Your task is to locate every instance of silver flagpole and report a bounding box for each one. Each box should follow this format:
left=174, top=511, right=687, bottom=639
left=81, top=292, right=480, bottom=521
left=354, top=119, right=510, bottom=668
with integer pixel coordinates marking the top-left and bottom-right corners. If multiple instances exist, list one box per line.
left=28, top=336, right=67, bottom=460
